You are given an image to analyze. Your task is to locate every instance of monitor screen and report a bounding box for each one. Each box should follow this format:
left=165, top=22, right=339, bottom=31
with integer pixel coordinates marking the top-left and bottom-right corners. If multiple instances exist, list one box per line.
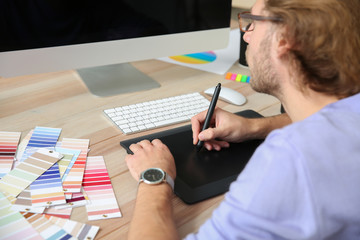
left=0, top=0, right=232, bottom=96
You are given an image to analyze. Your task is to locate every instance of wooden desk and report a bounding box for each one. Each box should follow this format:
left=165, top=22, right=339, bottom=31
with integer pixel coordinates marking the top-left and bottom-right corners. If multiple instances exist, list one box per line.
left=0, top=57, right=280, bottom=239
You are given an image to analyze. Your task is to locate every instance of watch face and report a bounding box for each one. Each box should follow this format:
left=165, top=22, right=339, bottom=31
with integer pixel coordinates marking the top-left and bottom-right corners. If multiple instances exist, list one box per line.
left=143, top=168, right=164, bottom=183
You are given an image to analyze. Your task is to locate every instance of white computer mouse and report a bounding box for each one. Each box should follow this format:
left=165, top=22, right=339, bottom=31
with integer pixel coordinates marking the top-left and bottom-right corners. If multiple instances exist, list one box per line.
left=204, top=86, right=246, bottom=106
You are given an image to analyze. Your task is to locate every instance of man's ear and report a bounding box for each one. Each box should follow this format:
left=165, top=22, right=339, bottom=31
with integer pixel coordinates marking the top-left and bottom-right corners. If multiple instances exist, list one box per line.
left=276, top=32, right=291, bottom=58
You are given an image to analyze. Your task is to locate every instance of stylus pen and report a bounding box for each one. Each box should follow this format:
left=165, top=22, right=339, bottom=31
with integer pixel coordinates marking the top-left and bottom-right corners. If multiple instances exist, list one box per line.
left=196, top=83, right=221, bottom=151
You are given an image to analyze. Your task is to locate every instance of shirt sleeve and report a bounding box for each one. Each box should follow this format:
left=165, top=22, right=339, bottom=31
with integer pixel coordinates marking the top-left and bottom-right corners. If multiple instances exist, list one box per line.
left=184, top=131, right=321, bottom=240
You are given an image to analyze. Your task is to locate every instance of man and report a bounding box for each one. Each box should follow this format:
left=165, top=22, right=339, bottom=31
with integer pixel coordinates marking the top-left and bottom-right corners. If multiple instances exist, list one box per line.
left=125, top=0, right=360, bottom=239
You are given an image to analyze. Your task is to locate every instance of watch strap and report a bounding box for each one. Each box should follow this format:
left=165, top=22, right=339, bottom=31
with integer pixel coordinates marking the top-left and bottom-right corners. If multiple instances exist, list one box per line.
left=165, top=172, right=174, bottom=191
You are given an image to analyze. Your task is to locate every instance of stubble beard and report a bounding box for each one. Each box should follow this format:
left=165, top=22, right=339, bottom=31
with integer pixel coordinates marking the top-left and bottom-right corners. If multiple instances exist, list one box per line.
left=247, top=35, right=282, bottom=98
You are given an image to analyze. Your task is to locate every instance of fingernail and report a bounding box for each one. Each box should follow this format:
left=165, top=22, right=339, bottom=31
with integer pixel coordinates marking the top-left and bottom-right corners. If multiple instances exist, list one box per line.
left=198, top=133, right=203, bottom=140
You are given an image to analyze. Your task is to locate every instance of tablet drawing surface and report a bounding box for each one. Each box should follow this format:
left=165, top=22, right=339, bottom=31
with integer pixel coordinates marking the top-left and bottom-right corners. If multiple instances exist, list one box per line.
left=120, top=110, right=264, bottom=204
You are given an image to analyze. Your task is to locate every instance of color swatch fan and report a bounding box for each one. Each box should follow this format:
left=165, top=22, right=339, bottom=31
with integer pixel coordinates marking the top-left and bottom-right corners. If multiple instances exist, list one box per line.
left=0, top=126, right=122, bottom=239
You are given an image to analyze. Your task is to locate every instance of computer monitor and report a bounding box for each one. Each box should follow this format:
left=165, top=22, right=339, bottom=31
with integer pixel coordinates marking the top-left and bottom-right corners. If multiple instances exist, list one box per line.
left=0, top=0, right=232, bottom=97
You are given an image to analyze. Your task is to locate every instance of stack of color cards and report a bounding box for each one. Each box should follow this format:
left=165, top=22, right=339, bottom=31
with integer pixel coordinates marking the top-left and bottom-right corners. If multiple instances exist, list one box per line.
left=225, top=72, right=251, bottom=83
left=0, top=126, right=123, bottom=239
left=0, top=191, right=100, bottom=240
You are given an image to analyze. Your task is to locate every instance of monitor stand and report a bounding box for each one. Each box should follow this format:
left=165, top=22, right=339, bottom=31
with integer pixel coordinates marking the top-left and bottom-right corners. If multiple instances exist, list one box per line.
left=77, top=63, right=160, bottom=97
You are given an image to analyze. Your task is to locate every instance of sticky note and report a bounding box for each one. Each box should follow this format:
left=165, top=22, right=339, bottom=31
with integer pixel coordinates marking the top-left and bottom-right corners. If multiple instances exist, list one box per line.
left=225, top=72, right=251, bottom=83
left=241, top=75, right=247, bottom=82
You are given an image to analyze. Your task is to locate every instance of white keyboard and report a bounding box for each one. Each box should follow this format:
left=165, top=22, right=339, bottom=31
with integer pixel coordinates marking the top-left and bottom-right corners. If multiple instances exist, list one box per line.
left=104, top=92, right=210, bottom=134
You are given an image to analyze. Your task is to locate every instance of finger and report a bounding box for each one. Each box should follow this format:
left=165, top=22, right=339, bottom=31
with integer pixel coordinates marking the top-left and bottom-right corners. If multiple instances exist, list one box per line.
left=191, top=116, right=202, bottom=145
left=151, top=139, right=169, bottom=151
left=198, top=127, right=216, bottom=141
left=129, top=142, right=142, bottom=153
left=203, top=142, right=222, bottom=151
left=203, top=142, right=213, bottom=151
left=212, top=140, right=230, bottom=148
left=203, top=140, right=229, bottom=151
left=191, top=110, right=208, bottom=145
left=137, top=139, right=152, bottom=149
left=213, top=143, right=222, bottom=151
left=151, top=139, right=163, bottom=146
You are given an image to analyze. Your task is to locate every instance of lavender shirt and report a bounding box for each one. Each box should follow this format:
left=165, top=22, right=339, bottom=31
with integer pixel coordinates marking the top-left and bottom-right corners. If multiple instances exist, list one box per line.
left=185, top=93, right=360, bottom=240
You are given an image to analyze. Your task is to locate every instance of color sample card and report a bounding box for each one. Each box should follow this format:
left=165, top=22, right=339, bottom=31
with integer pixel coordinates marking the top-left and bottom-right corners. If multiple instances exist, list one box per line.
left=0, top=131, right=21, bottom=178
left=0, top=148, right=63, bottom=197
left=11, top=188, right=45, bottom=214
left=0, top=192, right=43, bottom=240
left=43, top=206, right=72, bottom=219
left=21, top=212, right=75, bottom=240
left=27, top=127, right=62, bottom=148
left=65, top=192, right=73, bottom=200
left=15, top=130, right=33, bottom=164
left=0, top=127, right=122, bottom=237
left=54, top=147, right=81, bottom=181
left=82, top=156, right=122, bottom=220
left=55, top=188, right=90, bottom=209
left=61, top=138, right=90, bottom=193
left=30, top=163, right=66, bottom=207
left=57, top=153, right=74, bottom=178
left=20, top=126, right=62, bottom=162
left=45, top=215, right=100, bottom=240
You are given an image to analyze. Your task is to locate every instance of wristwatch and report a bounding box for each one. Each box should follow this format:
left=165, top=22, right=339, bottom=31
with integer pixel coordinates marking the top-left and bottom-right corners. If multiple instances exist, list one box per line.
left=139, top=168, right=174, bottom=191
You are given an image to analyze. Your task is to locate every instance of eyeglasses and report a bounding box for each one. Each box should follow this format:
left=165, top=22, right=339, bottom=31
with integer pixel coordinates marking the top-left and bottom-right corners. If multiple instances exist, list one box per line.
left=238, top=11, right=283, bottom=32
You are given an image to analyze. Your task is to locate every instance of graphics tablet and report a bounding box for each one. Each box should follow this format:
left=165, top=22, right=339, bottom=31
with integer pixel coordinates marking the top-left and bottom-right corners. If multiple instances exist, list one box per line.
left=120, top=109, right=264, bottom=204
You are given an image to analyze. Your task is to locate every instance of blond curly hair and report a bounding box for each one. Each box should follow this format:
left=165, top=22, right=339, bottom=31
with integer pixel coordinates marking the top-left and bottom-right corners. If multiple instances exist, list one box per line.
left=265, top=0, right=360, bottom=98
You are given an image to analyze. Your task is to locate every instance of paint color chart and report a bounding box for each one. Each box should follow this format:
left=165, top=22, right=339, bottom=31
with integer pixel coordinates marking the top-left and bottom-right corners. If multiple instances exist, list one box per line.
left=45, top=214, right=100, bottom=240
left=0, top=126, right=122, bottom=238
left=15, top=130, right=33, bottom=163
left=22, top=212, right=75, bottom=240
left=0, top=192, right=43, bottom=240
left=0, top=149, right=63, bottom=196
left=55, top=147, right=81, bottom=181
left=57, top=153, right=74, bottom=178
left=61, top=138, right=90, bottom=193
left=30, top=163, right=66, bottom=207
left=12, top=188, right=46, bottom=214
left=83, top=156, right=122, bottom=220
left=55, top=189, right=89, bottom=209
left=0, top=131, right=21, bottom=179
left=43, top=206, right=72, bottom=219
left=20, top=127, right=62, bottom=162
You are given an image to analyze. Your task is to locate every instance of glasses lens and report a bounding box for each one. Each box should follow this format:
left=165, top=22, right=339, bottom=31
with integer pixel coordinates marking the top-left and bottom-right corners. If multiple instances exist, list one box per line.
left=238, top=12, right=255, bottom=32
left=242, top=18, right=253, bottom=32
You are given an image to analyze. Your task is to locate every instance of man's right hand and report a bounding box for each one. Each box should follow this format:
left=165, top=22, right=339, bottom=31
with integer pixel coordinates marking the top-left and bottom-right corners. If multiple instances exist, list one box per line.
left=191, top=108, right=292, bottom=151
left=191, top=108, right=255, bottom=151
